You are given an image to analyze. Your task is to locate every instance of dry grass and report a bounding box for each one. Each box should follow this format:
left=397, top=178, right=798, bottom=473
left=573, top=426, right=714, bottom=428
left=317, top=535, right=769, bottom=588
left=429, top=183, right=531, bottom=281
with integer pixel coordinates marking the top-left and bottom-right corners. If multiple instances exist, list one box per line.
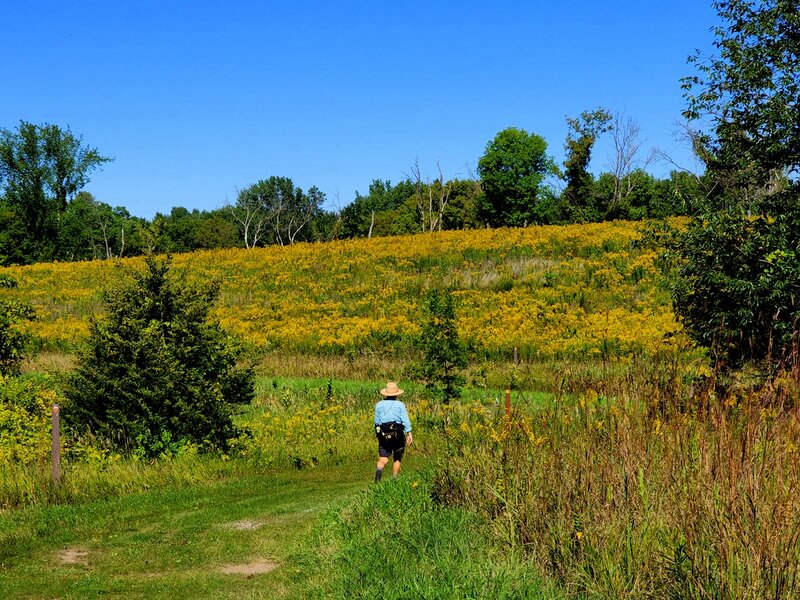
left=21, top=352, right=76, bottom=374
left=431, top=357, right=800, bottom=599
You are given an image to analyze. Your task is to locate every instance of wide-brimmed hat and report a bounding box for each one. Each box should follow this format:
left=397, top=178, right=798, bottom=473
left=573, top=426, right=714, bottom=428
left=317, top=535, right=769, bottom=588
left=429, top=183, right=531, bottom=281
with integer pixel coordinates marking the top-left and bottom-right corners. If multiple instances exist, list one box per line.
left=380, top=381, right=404, bottom=397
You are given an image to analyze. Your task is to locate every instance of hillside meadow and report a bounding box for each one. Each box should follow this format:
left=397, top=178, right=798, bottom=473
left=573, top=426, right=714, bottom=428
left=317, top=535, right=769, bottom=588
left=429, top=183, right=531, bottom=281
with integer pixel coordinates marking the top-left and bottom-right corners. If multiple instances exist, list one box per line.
left=2, top=221, right=693, bottom=386
left=20, top=222, right=800, bottom=599
left=10, top=222, right=799, bottom=598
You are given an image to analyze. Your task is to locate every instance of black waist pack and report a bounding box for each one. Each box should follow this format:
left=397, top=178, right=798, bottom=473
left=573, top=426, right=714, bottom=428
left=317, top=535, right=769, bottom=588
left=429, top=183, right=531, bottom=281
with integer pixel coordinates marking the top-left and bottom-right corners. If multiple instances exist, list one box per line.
left=377, top=421, right=404, bottom=441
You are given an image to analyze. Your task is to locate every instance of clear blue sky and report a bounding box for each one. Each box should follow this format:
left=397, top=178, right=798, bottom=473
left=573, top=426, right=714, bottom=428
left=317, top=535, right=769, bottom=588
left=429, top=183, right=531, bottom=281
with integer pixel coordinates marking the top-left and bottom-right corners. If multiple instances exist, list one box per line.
left=2, top=1, right=719, bottom=219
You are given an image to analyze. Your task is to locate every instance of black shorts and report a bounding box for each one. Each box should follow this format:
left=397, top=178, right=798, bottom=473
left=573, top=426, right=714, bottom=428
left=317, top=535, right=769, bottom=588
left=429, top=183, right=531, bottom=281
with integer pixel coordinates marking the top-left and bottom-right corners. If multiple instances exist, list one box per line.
left=376, top=424, right=405, bottom=461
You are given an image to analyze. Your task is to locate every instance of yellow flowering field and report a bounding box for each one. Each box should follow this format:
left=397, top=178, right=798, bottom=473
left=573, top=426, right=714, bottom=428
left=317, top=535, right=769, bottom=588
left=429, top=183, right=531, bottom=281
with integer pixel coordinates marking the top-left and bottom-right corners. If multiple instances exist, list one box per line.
left=1, top=221, right=685, bottom=360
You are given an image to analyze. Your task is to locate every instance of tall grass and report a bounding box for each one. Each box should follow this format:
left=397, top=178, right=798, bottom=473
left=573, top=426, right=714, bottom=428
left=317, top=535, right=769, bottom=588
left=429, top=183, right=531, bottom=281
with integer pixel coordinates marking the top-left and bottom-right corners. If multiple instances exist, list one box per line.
left=430, top=357, right=800, bottom=599
left=0, top=451, right=257, bottom=509
left=0, top=375, right=463, bottom=509
left=291, top=476, right=563, bottom=599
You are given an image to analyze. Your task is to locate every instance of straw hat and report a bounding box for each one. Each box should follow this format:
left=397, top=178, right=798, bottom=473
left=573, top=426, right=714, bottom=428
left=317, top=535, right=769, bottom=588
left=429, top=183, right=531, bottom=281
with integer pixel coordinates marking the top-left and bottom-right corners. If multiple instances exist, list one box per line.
left=380, top=381, right=404, bottom=397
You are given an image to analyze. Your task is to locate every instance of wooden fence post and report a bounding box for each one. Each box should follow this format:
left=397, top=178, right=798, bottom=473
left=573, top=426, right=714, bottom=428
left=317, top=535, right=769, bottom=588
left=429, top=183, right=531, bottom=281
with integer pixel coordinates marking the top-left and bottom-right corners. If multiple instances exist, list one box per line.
left=513, top=347, right=519, bottom=366
left=52, top=405, right=61, bottom=486
left=505, top=388, right=511, bottom=418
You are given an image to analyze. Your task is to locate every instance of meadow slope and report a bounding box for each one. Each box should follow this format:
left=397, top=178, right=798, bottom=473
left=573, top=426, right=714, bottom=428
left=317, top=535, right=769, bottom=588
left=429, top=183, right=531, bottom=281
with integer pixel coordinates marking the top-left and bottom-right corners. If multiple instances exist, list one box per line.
left=2, top=222, right=684, bottom=366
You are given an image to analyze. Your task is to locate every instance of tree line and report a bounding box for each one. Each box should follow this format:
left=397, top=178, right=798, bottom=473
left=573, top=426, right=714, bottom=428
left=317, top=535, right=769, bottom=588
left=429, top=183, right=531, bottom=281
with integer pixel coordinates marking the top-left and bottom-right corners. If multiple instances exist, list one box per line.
left=1, top=110, right=711, bottom=266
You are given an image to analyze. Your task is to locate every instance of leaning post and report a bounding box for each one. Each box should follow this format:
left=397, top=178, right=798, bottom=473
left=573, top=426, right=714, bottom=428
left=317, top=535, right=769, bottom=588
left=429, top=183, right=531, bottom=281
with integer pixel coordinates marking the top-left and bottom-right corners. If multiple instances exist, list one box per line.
left=52, top=405, right=61, bottom=487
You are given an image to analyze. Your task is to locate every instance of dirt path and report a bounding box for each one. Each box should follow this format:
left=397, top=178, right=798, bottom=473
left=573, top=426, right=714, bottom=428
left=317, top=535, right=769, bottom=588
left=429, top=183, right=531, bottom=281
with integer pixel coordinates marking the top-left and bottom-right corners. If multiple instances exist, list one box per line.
left=0, top=463, right=370, bottom=599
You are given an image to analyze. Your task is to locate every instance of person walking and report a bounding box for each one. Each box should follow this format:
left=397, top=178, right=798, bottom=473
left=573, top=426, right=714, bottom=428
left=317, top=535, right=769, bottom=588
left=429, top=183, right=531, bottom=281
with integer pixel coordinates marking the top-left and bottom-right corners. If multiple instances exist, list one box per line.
left=374, top=381, right=412, bottom=483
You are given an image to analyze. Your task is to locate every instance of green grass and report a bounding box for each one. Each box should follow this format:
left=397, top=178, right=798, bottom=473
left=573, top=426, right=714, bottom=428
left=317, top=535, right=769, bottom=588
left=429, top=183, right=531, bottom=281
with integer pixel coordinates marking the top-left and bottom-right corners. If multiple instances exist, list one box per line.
left=0, top=373, right=563, bottom=598
left=0, top=453, right=561, bottom=599
left=251, top=374, right=554, bottom=411
left=292, top=473, right=562, bottom=599
left=0, top=463, right=373, bottom=599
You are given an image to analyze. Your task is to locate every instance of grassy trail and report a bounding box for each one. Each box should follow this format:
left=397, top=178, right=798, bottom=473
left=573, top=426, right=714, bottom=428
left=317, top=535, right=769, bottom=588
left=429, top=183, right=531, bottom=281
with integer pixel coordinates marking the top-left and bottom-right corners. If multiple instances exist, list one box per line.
left=0, top=461, right=389, bottom=599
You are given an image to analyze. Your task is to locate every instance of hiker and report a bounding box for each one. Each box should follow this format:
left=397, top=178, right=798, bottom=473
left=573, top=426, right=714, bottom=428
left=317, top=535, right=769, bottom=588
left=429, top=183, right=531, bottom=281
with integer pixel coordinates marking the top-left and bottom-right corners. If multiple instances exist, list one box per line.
left=373, top=381, right=412, bottom=483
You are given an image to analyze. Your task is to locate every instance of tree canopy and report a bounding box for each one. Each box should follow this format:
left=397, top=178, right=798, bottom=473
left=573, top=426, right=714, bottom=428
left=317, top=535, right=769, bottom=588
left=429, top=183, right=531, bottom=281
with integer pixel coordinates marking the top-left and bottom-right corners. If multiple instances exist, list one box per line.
left=673, top=0, right=800, bottom=369
left=562, top=109, right=613, bottom=222
left=682, top=0, right=800, bottom=203
left=0, top=121, right=112, bottom=262
left=477, top=127, right=556, bottom=227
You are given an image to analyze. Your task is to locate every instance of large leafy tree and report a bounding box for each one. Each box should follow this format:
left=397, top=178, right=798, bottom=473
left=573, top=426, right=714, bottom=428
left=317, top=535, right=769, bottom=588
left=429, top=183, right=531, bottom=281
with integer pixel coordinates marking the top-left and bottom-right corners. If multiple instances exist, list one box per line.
left=230, top=176, right=324, bottom=247
left=561, top=109, right=612, bottom=222
left=682, top=0, right=800, bottom=201
left=0, top=121, right=111, bottom=263
left=477, top=127, right=556, bottom=227
left=58, top=192, right=142, bottom=260
left=340, top=179, right=415, bottom=238
left=66, top=256, right=254, bottom=456
left=674, top=0, right=800, bottom=368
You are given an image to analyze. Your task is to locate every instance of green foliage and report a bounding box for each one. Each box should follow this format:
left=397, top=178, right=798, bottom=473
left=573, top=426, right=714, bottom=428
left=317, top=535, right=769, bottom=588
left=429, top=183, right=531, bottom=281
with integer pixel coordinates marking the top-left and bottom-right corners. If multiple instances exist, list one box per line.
left=0, top=121, right=111, bottom=264
left=673, top=1, right=800, bottom=368
left=232, top=176, right=325, bottom=247
left=0, top=276, right=35, bottom=376
left=562, top=108, right=613, bottom=222
left=671, top=202, right=800, bottom=366
left=0, top=374, right=58, bottom=470
left=148, top=206, right=240, bottom=253
left=296, top=476, right=558, bottom=599
left=65, top=255, right=254, bottom=457
left=478, top=127, right=556, bottom=227
left=418, top=289, right=467, bottom=403
left=682, top=0, right=800, bottom=194
left=0, top=203, right=28, bottom=266
left=58, top=192, right=147, bottom=260
left=440, top=178, right=483, bottom=229
left=340, top=179, right=416, bottom=237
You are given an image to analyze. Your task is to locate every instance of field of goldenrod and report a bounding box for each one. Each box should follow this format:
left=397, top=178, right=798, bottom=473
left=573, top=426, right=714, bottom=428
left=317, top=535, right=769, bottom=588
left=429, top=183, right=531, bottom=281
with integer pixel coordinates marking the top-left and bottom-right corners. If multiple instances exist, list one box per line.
left=1, top=221, right=685, bottom=360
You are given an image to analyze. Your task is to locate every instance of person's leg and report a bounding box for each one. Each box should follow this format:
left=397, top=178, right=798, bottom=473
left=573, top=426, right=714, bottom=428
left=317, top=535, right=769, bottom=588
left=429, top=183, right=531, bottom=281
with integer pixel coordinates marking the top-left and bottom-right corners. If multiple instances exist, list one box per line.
left=391, top=444, right=404, bottom=478
left=375, top=453, right=390, bottom=482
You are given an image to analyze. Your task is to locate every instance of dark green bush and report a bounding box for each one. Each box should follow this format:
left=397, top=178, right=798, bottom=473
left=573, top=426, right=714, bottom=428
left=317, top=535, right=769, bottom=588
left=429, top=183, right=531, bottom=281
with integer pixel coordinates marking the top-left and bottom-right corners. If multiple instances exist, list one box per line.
left=416, top=288, right=467, bottom=403
left=671, top=198, right=800, bottom=368
left=65, top=255, right=254, bottom=457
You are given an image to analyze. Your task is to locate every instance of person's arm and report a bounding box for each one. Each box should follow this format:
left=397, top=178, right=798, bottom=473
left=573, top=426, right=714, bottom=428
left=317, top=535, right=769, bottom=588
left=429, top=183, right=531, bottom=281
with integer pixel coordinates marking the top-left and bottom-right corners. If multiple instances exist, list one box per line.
left=399, top=403, right=411, bottom=432
left=400, top=403, right=412, bottom=445
left=374, top=403, right=381, bottom=427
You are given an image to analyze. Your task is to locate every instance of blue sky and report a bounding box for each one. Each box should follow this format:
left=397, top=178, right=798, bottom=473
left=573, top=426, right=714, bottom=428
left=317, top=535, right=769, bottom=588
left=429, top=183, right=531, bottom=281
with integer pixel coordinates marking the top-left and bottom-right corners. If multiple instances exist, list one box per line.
left=2, top=1, right=719, bottom=219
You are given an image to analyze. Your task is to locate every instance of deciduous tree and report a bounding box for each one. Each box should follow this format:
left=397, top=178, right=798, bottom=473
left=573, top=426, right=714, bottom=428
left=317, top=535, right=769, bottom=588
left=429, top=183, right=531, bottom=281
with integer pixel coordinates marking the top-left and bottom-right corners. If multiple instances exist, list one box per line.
left=562, top=109, right=612, bottom=222
left=682, top=0, right=800, bottom=200
left=673, top=0, right=800, bottom=368
left=0, top=121, right=111, bottom=262
left=477, top=127, right=556, bottom=227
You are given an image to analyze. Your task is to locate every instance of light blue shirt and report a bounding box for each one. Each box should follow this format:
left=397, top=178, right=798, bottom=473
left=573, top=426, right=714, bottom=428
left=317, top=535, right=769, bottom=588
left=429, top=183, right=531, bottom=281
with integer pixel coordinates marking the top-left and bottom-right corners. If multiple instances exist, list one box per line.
left=374, top=399, right=412, bottom=432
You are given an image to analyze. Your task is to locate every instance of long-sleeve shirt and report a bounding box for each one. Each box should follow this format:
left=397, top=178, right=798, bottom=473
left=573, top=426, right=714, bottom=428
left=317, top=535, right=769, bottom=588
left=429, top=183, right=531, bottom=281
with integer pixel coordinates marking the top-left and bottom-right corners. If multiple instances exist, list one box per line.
left=374, top=399, right=412, bottom=432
